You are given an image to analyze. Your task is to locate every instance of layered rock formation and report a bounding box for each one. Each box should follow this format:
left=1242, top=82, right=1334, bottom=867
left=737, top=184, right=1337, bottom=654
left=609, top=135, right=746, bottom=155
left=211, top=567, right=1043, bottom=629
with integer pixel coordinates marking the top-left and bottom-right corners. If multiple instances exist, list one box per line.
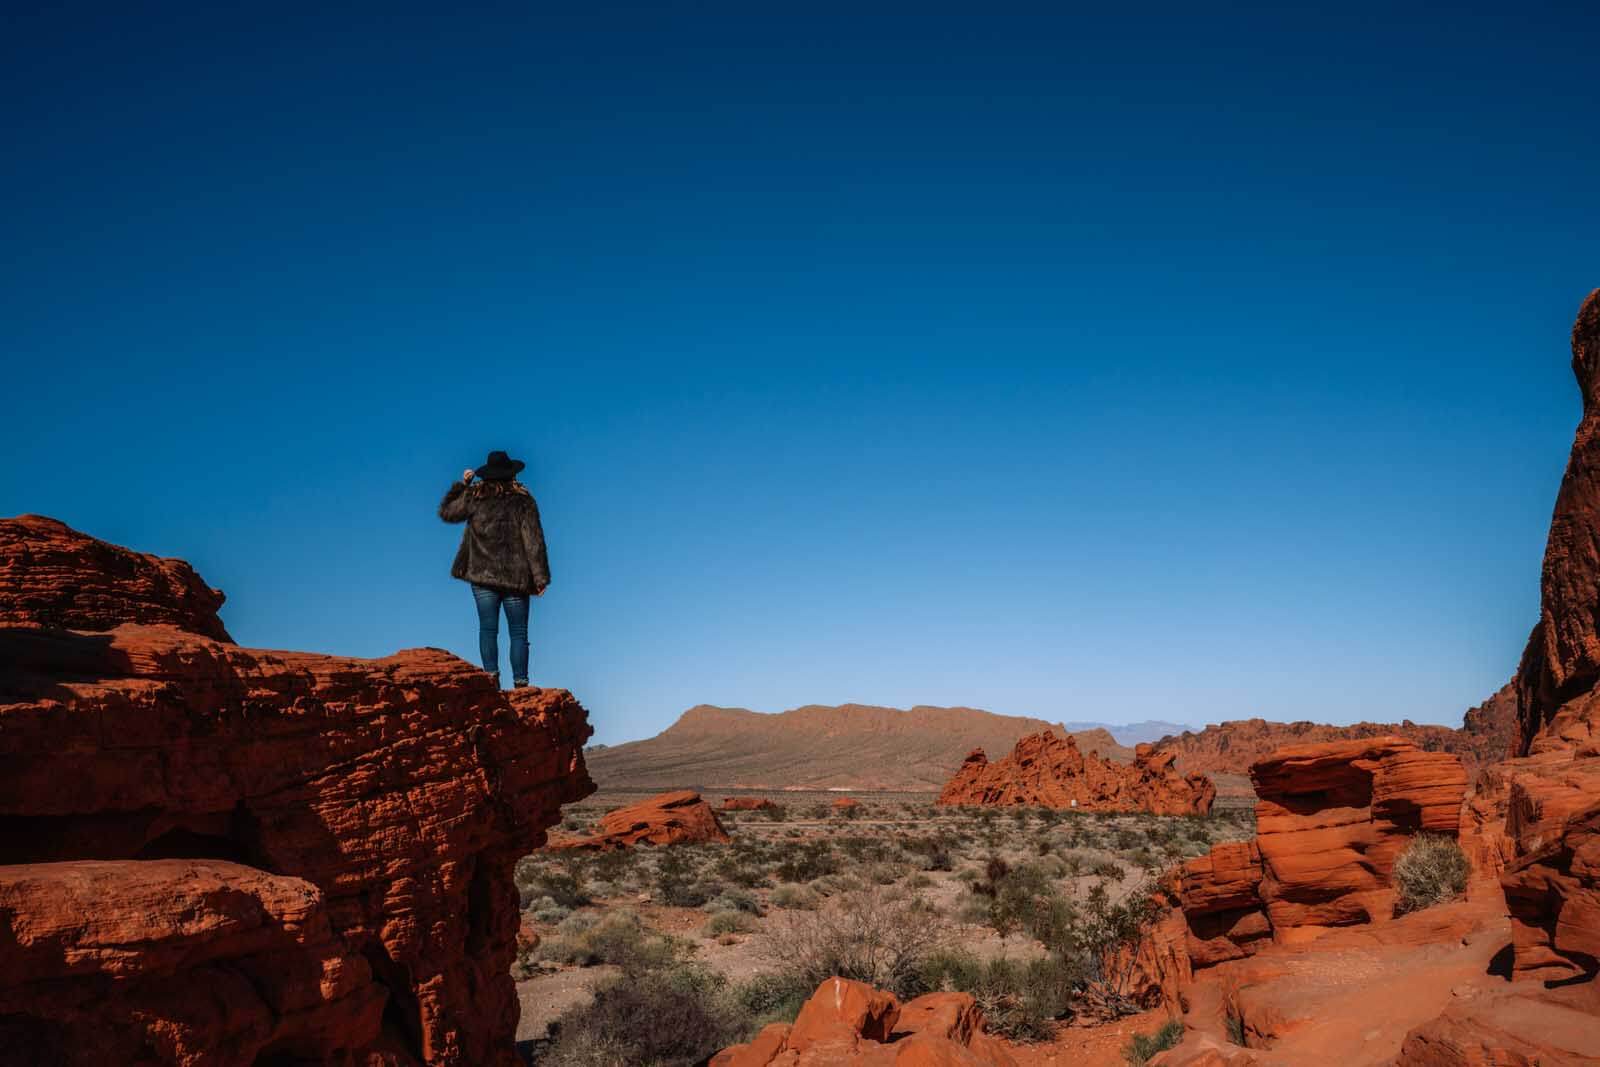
left=1151, top=693, right=1516, bottom=780
left=710, top=977, right=1018, bottom=1066
left=937, top=731, right=1216, bottom=815
left=548, top=789, right=729, bottom=850
left=0, top=516, right=594, bottom=1066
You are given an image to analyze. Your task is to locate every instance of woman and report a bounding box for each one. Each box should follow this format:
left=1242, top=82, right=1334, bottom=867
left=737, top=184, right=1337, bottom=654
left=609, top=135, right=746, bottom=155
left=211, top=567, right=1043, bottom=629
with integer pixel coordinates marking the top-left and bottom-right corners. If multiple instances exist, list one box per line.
left=438, top=450, right=550, bottom=687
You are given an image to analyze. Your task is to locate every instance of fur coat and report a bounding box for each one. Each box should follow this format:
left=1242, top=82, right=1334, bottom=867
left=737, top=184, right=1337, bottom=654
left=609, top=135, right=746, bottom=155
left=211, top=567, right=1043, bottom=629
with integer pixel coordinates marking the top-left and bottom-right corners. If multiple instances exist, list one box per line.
left=438, top=480, right=550, bottom=595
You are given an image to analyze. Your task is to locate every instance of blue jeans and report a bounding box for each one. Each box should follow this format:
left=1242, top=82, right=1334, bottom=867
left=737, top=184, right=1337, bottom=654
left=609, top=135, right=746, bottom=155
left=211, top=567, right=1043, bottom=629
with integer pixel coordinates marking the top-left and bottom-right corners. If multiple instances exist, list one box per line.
left=471, top=584, right=530, bottom=685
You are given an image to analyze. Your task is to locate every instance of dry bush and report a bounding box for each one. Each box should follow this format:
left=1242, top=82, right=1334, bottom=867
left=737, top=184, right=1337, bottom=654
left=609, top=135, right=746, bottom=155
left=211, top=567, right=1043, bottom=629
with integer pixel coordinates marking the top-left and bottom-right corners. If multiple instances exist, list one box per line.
left=760, top=886, right=948, bottom=995
left=1393, top=834, right=1470, bottom=914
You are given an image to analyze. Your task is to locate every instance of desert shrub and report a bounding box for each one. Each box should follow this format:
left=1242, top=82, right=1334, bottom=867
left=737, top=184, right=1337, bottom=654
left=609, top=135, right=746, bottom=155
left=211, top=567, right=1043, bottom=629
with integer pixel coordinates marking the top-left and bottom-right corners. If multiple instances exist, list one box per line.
left=704, top=889, right=762, bottom=915
left=703, top=910, right=757, bottom=937
left=1092, top=860, right=1122, bottom=879
left=1123, top=1019, right=1184, bottom=1065
left=905, top=872, right=934, bottom=890
left=863, top=860, right=908, bottom=885
left=1226, top=1011, right=1246, bottom=1045
left=761, top=887, right=947, bottom=996
left=521, top=868, right=590, bottom=910
left=1392, top=834, right=1470, bottom=914
left=905, top=836, right=954, bottom=871
left=808, top=872, right=863, bottom=896
left=529, top=896, right=572, bottom=925
left=914, top=949, right=1076, bottom=1042
left=775, top=842, right=839, bottom=883
left=541, top=961, right=746, bottom=1067
left=539, top=910, right=688, bottom=970
left=771, top=884, right=819, bottom=910
left=733, top=971, right=814, bottom=1027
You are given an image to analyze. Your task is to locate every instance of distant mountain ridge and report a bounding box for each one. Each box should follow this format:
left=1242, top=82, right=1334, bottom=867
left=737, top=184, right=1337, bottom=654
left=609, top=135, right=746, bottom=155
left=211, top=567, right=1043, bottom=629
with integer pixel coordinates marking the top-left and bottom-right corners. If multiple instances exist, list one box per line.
left=585, top=703, right=1136, bottom=791
left=1063, top=720, right=1195, bottom=746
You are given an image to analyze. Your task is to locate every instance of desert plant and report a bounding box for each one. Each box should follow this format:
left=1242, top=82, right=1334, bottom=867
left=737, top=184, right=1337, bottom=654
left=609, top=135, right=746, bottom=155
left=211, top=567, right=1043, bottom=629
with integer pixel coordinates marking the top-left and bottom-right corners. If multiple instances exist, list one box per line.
left=771, top=883, right=819, bottom=910
left=703, top=910, right=757, bottom=937
left=915, top=948, right=1078, bottom=1041
left=761, top=887, right=947, bottom=995
left=1123, top=1019, right=1183, bottom=1065
left=1392, top=834, right=1470, bottom=914
left=541, top=960, right=746, bottom=1067
left=538, top=910, right=688, bottom=970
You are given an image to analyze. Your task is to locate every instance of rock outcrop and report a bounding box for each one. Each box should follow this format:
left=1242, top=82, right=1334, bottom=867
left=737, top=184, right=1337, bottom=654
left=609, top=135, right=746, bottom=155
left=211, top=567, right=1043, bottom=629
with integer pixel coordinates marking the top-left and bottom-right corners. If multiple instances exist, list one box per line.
left=1251, top=737, right=1468, bottom=933
left=937, top=731, right=1216, bottom=815
left=0, top=516, right=594, bottom=1066
left=1151, top=697, right=1515, bottom=779
left=549, top=789, right=729, bottom=850
left=710, top=977, right=1019, bottom=1066
left=1514, top=289, right=1600, bottom=758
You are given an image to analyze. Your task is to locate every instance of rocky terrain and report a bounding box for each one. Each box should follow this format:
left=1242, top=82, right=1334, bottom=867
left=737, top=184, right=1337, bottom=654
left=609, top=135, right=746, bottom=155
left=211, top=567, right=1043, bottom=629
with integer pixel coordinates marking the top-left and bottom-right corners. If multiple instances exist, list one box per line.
left=1150, top=687, right=1517, bottom=779
left=0, top=515, right=595, bottom=1066
left=587, top=702, right=1132, bottom=791
left=937, top=731, right=1216, bottom=815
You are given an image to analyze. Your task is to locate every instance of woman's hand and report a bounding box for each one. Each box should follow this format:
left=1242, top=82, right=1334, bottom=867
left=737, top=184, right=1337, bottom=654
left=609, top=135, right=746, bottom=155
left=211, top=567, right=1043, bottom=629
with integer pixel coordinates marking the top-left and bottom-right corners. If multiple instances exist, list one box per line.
left=462, top=469, right=475, bottom=484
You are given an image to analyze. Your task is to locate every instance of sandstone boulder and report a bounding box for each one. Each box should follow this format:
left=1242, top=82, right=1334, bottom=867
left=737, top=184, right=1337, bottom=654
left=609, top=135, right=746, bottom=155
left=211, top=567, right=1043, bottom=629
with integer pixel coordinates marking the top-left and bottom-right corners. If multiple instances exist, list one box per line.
left=936, top=731, right=1214, bottom=815
left=709, top=978, right=1018, bottom=1066
left=549, top=789, right=730, bottom=850
left=0, top=516, right=595, bottom=1066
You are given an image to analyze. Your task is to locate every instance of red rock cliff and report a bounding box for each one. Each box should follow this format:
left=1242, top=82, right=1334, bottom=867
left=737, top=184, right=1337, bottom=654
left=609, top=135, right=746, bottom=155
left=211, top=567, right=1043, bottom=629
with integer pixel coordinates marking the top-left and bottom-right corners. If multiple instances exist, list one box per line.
left=0, top=516, right=595, bottom=1066
left=936, top=730, right=1215, bottom=815
left=1515, top=289, right=1600, bottom=758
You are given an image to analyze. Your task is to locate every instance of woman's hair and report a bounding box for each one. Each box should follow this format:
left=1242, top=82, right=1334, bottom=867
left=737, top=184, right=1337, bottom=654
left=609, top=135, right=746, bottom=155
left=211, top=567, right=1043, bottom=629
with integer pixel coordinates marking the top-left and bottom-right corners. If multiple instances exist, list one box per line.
left=472, top=479, right=528, bottom=497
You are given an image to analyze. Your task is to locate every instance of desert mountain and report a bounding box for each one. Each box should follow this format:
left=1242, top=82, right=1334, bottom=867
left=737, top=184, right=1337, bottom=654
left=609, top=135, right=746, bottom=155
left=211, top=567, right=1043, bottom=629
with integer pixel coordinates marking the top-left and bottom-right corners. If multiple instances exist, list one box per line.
left=585, top=703, right=1134, bottom=791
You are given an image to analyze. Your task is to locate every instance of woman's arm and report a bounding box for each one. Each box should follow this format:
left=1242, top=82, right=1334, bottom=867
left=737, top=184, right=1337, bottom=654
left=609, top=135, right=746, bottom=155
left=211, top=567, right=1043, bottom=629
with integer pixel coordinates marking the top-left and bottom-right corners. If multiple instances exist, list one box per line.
left=438, top=476, right=474, bottom=523
left=521, top=497, right=551, bottom=594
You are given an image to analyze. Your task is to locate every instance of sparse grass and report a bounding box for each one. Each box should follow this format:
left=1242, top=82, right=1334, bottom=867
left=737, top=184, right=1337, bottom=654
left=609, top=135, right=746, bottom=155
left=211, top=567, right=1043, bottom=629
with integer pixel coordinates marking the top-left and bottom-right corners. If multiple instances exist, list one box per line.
left=1393, top=834, right=1470, bottom=914
left=1123, top=1019, right=1183, bottom=1065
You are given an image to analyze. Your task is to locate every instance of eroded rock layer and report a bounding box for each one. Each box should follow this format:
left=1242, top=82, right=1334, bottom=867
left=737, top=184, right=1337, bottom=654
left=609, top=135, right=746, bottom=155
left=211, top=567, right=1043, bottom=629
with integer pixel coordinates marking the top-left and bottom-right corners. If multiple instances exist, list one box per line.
left=936, top=731, right=1215, bottom=815
left=0, top=516, right=595, bottom=1066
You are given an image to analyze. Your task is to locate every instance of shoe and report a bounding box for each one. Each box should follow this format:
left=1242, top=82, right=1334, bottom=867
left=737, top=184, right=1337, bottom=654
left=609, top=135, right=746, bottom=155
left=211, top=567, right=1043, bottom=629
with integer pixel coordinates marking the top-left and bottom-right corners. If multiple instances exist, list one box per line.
left=513, top=679, right=529, bottom=688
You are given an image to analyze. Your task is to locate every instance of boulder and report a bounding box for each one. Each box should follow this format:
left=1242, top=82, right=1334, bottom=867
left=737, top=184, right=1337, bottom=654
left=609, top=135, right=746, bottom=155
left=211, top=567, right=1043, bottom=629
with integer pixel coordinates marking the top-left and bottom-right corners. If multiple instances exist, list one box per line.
left=549, top=789, right=730, bottom=850
left=1501, top=795, right=1600, bottom=982
left=936, top=731, right=1215, bottom=815
left=723, top=796, right=780, bottom=811
left=832, top=796, right=861, bottom=809
left=710, top=979, right=1017, bottom=1066
left=0, top=516, right=594, bottom=1066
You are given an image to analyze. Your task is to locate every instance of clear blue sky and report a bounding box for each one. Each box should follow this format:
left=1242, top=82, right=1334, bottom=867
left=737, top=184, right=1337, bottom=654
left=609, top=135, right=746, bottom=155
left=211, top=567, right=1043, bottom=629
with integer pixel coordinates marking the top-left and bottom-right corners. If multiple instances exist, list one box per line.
left=4, top=4, right=1595, bottom=744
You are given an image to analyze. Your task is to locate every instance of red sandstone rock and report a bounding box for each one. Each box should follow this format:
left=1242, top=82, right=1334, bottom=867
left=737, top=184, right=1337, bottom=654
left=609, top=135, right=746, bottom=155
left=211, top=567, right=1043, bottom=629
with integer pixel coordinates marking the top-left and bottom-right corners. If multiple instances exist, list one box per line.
left=936, top=732, right=1215, bottom=816
left=710, top=979, right=1018, bottom=1067
left=1394, top=981, right=1600, bottom=1067
left=0, top=514, right=231, bottom=640
left=1152, top=704, right=1511, bottom=780
left=723, top=796, right=780, bottom=811
left=832, top=796, right=861, bottom=809
left=1515, top=290, right=1600, bottom=758
left=1250, top=737, right=1467, bottom=934
left=1501, top=792, right=1600, bottom=982
left=0, top=516, right=594, bottom=1066
left=549, top=789, right=729, bottom=850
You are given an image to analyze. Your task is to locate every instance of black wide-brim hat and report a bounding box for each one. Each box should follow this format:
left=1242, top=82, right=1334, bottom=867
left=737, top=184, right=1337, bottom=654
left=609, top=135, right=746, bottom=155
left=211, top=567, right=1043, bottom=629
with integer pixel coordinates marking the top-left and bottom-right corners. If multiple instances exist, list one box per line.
left=476, top=450, right=526, bottom=481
